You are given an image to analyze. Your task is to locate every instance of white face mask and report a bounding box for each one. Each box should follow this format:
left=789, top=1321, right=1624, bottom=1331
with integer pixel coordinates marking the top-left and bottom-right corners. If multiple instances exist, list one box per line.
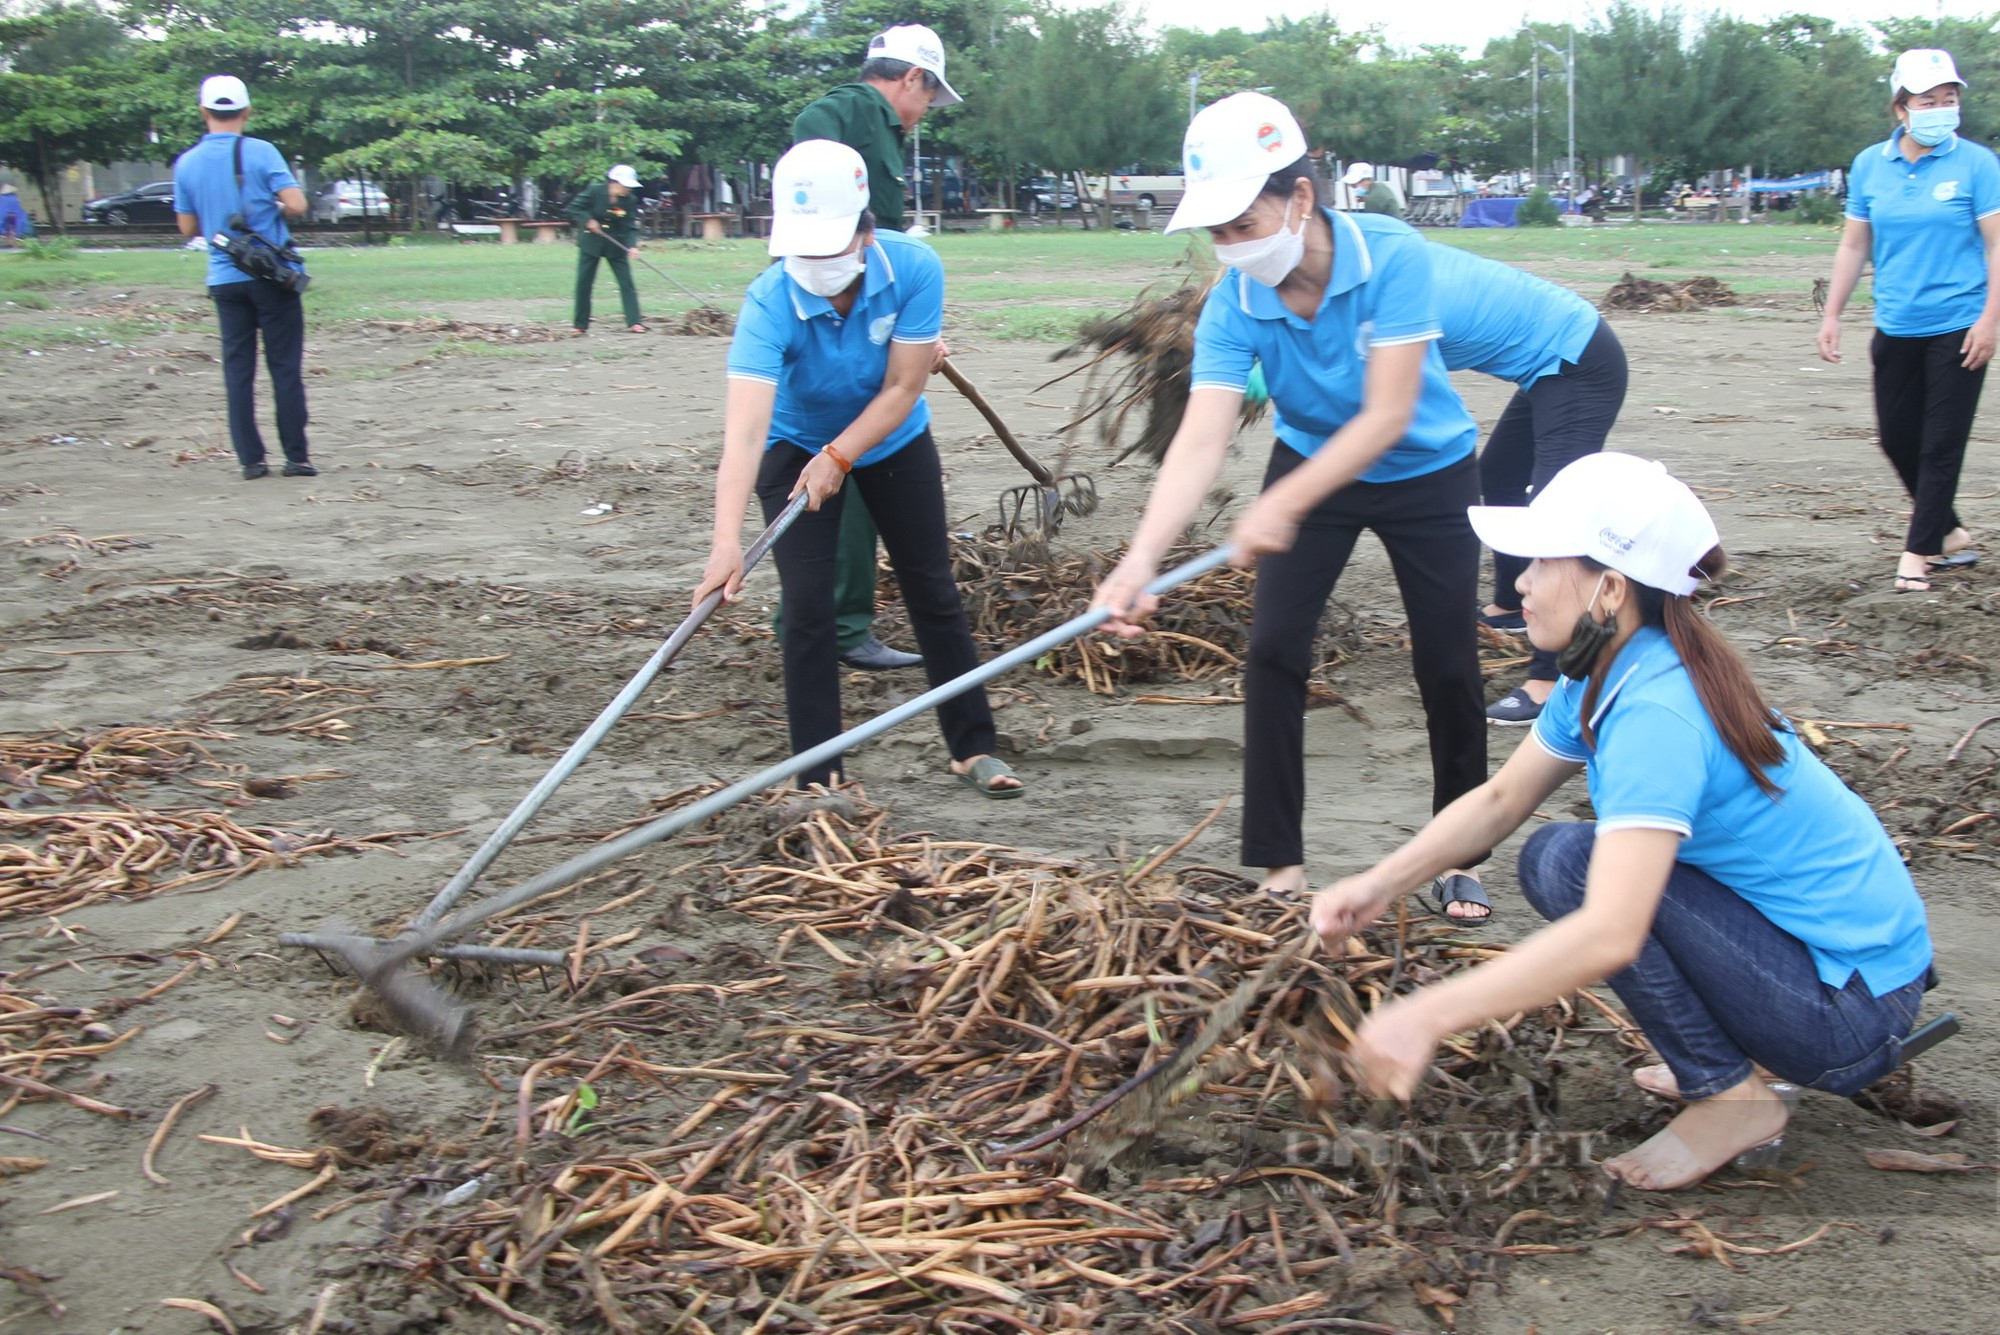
left=1214, top=198, right=1305, bottom=287
left=785, top=250, right=865, bottom=297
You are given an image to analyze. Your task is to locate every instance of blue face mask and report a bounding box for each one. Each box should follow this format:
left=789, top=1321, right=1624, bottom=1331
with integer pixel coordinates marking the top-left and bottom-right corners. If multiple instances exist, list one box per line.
left=1907, top=104, right=1961, bottom=147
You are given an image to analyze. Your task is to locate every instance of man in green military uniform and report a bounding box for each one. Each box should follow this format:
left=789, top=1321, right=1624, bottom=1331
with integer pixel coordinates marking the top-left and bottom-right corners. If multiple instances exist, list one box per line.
left=568, top=164, right=646, bottom=334
left=1342, top=162, right=1404, bottom=219
left=783, top=23, right=962, bottom=670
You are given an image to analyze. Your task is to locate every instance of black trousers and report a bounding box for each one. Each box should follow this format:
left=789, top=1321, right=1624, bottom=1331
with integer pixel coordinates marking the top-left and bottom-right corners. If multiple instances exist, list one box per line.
left=211, top=279, right=310, bottom=469
left=1478, top=318, right=1628, bottom=681
left=1241, top=448, right=1489, bottom=868
left=1872, top=327, right=1987, bottom=556
left=756, top=432, right=995, bottom=787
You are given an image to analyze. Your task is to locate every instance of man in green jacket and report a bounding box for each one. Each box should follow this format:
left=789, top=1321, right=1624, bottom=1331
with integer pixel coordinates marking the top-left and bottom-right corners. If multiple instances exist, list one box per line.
left=1342, top=162, right=1404, bottom=219
left=568, top=164, right=646, bottom=334
left=782, top=23, right=962, bottom=671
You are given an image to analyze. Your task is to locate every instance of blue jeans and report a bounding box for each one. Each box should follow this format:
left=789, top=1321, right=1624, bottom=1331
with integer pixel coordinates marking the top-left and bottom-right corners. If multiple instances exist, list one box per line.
left=1518, top=822, right=1927, bottom=1099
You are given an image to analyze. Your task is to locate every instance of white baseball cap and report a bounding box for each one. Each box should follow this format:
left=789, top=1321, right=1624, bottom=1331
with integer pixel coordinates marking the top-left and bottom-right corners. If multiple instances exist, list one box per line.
left=1893, top=48, right=1966, bottom=95
left=1165, top=92, right=1307, bottom=234
left=868, top=24, right=962, bottom=107
left=199, top=75, right=251, bottom=112
left=768, top=139, right=873, bottom=257
left=1341, top=162, right=1375, bottom=187
left=608, top=164, right=641, bottom=188
left=1467, top=453, right=1721, bottom=597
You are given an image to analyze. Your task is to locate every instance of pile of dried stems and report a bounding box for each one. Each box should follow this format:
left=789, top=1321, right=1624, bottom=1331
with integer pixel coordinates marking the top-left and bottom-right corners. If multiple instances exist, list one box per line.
left=945, top=539, right=1531, bottom=698
left=664, top=307, right=736, bottom=338
left=342, top=799, right=1634, bottom=1333
left=0, top=726, right=425, bottom=917
left=1600, top=273, right=1738, bottom=313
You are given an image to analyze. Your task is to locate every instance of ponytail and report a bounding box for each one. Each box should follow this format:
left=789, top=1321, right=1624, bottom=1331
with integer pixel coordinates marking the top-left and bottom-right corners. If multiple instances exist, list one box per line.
left=1579, top=548, right=1788, bottom=795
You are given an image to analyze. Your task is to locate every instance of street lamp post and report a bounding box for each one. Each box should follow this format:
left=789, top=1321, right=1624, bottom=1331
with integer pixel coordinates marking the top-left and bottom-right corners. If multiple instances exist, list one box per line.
left=1536, top=37, right=1576, bottom=211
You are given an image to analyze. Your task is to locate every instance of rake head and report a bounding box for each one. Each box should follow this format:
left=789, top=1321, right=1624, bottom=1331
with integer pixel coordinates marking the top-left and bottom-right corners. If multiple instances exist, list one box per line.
left=998, top=474, right=1099, bottom=539
left=315, top=927, right=478, bottom=1060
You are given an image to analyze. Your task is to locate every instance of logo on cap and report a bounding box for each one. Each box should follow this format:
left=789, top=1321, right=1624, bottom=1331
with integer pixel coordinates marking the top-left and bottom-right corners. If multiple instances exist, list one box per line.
left=1257, top=123, right=1285, bottom=153
left=1598, top=527, right=1636, bottom=554
left=794, top=188, right=810, bottom=205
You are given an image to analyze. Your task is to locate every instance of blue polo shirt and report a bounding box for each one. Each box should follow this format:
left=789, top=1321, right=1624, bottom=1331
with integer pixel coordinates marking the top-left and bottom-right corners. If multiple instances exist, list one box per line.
left=171, top=133, right=300, bottom=287
left=1533, top=626, right=1931, bottom=997
left=726, top=228, right=942, bottom=466
left=1189, top=209, right=1476, bottom=483
left=1845, top=128, right=2000, bottom=337
left=1427, top=242, right=1602, bottom=388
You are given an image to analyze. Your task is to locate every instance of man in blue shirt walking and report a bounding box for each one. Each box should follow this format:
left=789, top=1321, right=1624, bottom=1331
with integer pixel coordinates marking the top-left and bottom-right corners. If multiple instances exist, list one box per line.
left=172, top=75, right=316, bottom=481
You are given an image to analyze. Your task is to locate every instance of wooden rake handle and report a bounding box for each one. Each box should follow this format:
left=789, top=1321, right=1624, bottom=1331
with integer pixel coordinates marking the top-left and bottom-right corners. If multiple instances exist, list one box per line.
left=938, top=358, right=1055, bottom=487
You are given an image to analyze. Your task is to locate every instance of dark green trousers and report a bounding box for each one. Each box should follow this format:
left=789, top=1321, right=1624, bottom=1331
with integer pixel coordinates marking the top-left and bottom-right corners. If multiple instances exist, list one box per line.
left=775, top=479, right=879, bottom=654
left=574, top=248, right=642, bottom=329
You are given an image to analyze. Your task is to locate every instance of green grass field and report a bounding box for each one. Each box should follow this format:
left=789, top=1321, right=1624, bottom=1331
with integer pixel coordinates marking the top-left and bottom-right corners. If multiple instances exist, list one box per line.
left=0, top=220, right=1851, bottom=349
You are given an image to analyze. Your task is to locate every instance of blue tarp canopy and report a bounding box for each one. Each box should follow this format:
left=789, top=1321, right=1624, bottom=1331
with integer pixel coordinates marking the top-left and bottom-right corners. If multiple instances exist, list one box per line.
left=1749, top=172, right=1831, bottom=193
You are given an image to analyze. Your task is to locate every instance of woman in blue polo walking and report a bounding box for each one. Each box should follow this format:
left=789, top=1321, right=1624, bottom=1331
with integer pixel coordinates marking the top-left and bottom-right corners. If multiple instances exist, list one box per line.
left=1820, top=48, right=2000, bottom=593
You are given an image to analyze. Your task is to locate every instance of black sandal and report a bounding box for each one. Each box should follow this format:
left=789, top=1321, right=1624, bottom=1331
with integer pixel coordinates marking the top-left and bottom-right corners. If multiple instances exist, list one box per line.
left=1429, top=873, right=1492, bottom=927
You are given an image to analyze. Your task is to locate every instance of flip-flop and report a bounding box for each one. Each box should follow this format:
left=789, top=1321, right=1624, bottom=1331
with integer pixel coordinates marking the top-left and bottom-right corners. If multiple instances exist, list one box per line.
left=1893, top=573, right=1933, bottom=594
left=1428, top=873, right=1492, bottom=926
left=954, top=755, right=1025, bottom=800
left=1927, top=550, right=1979, bottom=571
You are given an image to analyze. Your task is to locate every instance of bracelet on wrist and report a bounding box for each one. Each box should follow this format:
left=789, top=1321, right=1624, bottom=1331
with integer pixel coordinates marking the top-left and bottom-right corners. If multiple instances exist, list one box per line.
left=824, top=449, right=852, bottom=475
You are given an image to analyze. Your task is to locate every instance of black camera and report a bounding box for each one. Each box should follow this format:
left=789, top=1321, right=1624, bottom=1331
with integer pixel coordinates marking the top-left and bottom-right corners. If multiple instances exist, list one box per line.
left=214, top=213, right=311, bottom=294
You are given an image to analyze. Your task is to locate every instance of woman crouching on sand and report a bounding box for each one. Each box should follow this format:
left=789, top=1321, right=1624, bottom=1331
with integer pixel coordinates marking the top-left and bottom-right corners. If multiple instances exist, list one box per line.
left=1310, top=452, right=1935, bottom=1189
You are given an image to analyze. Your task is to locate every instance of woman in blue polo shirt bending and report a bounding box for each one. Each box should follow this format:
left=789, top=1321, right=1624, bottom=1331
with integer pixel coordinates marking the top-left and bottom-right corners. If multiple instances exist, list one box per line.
left=1820, top=48, right=2000, bottom=593
left=1094, top=92, right=1490, bottom=917
left=694, top=140, right=1021, bottom=797
left=1311, top=453, right=1933, bottom=1189
left=1426, top=242, right=1628, bottom=726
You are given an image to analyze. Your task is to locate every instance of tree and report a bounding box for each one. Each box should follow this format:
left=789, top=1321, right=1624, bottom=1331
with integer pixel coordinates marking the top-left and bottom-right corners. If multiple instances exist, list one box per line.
left=0, top=4, right=152, bottom=231
left=1761, top=15, right=1888, bottom=174
left=1579, top=3, right=1690, bottom=217
left=963, top=4, right=1177, bottom=226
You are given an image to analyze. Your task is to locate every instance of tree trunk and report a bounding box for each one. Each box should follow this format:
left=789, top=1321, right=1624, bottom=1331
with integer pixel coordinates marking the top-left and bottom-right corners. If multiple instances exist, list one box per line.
left=1631, top=155, right=1644, bottom=222
left=1097, top=165, right=1115, bottom=231
left=35, top=171, right=63, bottom=236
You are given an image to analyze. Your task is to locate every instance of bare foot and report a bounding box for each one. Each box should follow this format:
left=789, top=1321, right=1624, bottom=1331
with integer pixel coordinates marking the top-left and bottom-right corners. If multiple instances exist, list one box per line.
left=1604, top=1076, right=1790, bottom=1190
left=1433, top=869, right=1489, bottom=920
left=1260, top=865, right=1307, bottom=899
left=1632, top=1062, right=1777, bottom=1101
left=1941, top=527, right=1974, bottom=557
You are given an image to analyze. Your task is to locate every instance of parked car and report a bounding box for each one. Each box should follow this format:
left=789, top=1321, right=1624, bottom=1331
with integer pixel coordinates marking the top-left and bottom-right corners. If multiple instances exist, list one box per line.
left=82, top=181, right=176, bottom=226
left=906, top=155, right=965, bottom=211
left=315, top=180, right=393, bottom=222
left=1015, top=175, right=1078, bottom=212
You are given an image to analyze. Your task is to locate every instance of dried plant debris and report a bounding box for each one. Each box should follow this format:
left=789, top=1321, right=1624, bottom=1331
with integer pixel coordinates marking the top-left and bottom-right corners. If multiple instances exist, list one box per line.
left=329, top=793, right=1639, bottom=1333
left=938, top=538, right=1530, bottom=697
left=1046, top=279, right=1269, bottom=466
left=1601, top=273, right=1738, bottom=313
left=664, top=306, right=735, bottom=337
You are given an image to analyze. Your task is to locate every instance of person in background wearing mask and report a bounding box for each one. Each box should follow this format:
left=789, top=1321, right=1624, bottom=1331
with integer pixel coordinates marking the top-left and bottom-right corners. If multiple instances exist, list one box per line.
left=1342, top=162, right=1403, bottom=218
left=567, top=164, right=647, bottom=334
left=1311, top=454, right=1933, bottom=1190
left=1093, top=93, right=1490, bottom=919
left=1424, top=241, right=1630, bottom=726
left=1820, top=48, right=2000, bottom=592
left=693, top=140, right=1023, bottom=800
left=784, top=22, right=965, bottom=673
left=171, top=74, right=315, bottom=481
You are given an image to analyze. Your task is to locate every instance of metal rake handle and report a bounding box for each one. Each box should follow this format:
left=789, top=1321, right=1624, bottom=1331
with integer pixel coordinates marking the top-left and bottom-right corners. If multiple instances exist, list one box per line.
left=386, top=544, right=1237, bottom=966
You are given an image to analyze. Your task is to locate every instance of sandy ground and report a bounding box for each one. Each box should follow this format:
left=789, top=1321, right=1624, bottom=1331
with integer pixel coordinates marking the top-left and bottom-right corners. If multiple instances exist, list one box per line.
left=1, top=258, right=1996, bottom=1335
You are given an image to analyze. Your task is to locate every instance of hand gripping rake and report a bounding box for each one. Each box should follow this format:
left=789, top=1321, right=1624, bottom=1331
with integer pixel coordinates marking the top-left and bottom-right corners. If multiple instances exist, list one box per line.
left=309, top=545, right=1235, bottom=1057
left=279, top=491, right=811, bottom=978
left=937, top=359, right=1097, bottom=538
